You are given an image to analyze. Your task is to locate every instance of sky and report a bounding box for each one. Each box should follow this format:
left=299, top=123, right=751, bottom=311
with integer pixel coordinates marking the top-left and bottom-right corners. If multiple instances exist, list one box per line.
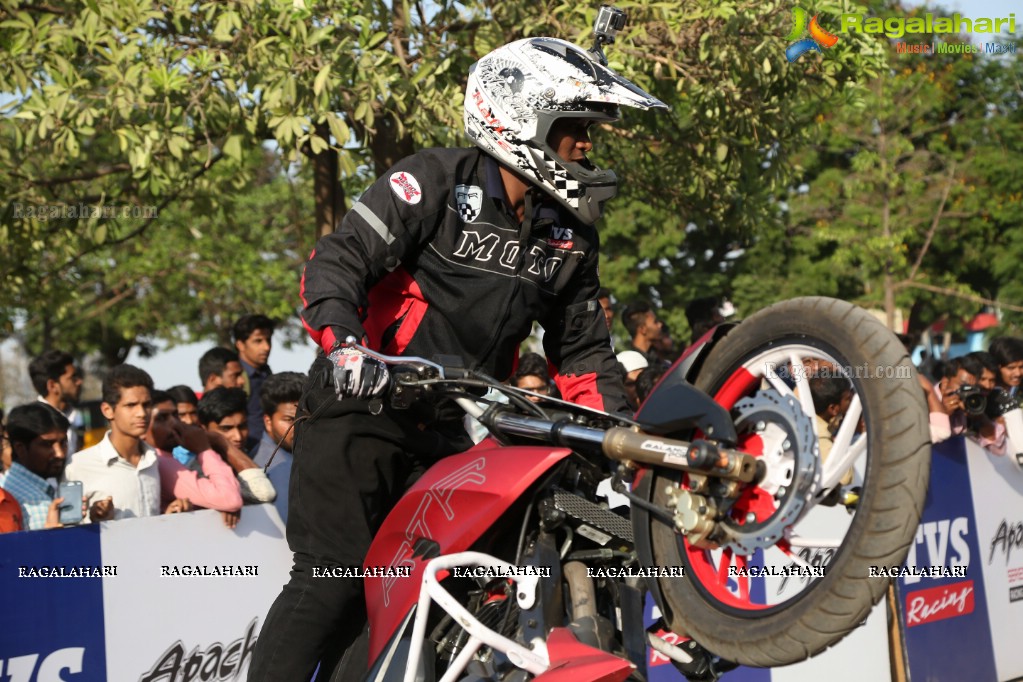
left=126, top=336, right=318, bottom=394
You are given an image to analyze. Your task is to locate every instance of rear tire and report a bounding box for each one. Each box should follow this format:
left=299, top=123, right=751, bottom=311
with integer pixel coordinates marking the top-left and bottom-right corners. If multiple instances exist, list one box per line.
left=650, top=297, right=930, bottom=666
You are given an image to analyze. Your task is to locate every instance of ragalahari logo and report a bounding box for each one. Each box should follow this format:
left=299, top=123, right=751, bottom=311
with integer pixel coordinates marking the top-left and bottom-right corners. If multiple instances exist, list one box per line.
left=785, top=7, right=840, bottom=62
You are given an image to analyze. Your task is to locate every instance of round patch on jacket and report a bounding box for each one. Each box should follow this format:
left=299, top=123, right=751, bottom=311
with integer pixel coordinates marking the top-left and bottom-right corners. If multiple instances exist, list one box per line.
left=389, top=171, right=422, bottom=205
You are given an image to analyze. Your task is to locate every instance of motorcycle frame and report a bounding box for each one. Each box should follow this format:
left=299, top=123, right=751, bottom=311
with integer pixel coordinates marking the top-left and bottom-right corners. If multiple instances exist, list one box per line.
left=403, top=551, right=548, bottom=682
left=359, top=325, right=735, bottom=679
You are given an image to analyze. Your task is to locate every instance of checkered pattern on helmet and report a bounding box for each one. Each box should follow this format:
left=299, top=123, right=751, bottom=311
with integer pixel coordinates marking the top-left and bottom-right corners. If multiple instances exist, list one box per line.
left=543, top=156, right=581, bottom=206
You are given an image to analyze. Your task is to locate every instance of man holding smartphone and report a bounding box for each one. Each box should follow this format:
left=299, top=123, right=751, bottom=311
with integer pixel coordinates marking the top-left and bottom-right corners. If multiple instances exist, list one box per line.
left=1, top=403, right=84, bottom=529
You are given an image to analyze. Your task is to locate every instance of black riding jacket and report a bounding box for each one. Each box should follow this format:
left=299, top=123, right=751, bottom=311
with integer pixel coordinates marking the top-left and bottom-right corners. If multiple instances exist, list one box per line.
left=300, top=147, right=628, bottom=413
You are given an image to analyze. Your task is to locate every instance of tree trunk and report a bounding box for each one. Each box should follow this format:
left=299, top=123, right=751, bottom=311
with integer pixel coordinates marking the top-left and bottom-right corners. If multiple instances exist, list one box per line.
left=878, top=122, right=896, bottom=332
left=883, top=193, right=896, bottom=332
left=369, top=112, right=416, bottom=177
left=312, top=121, right=346, bottom=241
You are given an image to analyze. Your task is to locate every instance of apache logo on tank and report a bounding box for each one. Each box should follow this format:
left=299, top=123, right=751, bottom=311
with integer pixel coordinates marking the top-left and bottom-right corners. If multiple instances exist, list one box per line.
left=139, top=618, right=258, bottom=682
left=381, top=458, right=488, bottom=606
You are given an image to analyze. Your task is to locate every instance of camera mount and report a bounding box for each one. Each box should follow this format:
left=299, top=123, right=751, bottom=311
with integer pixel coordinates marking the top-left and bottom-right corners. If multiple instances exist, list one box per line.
left=590, top=5, right=627, bottom=66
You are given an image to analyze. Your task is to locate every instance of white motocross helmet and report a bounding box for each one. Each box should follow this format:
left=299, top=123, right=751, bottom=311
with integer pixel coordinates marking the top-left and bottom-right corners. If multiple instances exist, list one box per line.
left=464, top=37, right=666, bottom=225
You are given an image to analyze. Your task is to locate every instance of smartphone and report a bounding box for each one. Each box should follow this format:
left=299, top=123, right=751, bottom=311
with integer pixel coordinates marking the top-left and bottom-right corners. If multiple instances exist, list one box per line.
left=57, top=481, right=84, bottom=525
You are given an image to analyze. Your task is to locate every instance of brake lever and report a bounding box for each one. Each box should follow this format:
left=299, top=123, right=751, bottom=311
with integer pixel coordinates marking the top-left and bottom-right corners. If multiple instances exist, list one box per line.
left=345, top=336, right=447, bottom=379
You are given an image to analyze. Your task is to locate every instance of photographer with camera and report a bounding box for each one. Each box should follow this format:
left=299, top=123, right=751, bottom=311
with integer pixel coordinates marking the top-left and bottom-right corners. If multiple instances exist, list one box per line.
left=967, top=350, right=1023, bottom=467
left=966, top=350, right=999, bottom=391
left=929, top=355, right=1006, bottom=455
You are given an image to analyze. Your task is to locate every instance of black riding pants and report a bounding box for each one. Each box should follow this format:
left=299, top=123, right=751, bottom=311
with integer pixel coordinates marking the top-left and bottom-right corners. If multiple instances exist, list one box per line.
left=248, top=357, right=471, bottom=681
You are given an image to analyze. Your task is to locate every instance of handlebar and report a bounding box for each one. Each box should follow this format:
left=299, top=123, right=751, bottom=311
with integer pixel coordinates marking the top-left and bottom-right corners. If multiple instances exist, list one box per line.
left=346, top=337, right=639, bottom=425
left=344, top=338, right=758, bottom=483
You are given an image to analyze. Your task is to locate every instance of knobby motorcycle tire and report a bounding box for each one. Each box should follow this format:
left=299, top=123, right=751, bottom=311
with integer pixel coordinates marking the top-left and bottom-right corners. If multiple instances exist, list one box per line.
left=650, top=296, right=931, bottom=667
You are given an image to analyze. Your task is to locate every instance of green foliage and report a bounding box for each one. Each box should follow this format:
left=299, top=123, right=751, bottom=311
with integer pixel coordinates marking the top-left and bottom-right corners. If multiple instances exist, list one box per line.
left=5, top=0, right=1015, bottom=363
left=596, top=0, right=885, bottom=334
left=734, top=1, right=1023, bottom=335
left=0, top=0, right=484, bottom=355
left=14, top=147, right=313, bottom=363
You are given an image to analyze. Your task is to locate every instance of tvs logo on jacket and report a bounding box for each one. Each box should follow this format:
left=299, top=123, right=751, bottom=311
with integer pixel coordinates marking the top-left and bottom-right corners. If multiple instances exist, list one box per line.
left=547, top=226, right=573, bottom=249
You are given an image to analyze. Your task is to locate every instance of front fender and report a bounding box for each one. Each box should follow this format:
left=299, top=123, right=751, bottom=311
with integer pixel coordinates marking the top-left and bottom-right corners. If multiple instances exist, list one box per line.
left=635, top=322, right=738, bottom=444
left=676, top=322, right=738, bottom=384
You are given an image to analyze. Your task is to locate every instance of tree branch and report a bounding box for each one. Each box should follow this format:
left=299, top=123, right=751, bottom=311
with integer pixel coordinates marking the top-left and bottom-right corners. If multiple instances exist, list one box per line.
left=60, top=153, right=226, bottom=269
left=908, top=160, right=956, bottom=282
left=75, top=287, right=137, bottom=323
left=15, top=164, right=132, bottom=187
left=894, top=281, right=1023, bottom=313
left=16, top=4, right=67, bottom=15
left=389, top=0, right=412, bottom=76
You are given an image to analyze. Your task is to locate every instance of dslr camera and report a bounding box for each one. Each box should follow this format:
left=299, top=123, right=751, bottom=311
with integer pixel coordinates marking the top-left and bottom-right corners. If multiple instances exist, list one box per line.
left=954, top=384, right=986, bottom=416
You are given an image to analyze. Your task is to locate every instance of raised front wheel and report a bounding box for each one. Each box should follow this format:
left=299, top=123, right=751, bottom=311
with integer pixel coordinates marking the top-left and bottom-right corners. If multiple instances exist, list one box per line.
left=650, top=297, right=930, bottom=666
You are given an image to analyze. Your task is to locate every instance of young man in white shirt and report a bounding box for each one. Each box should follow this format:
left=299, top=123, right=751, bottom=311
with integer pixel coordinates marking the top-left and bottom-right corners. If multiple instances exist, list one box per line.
left=65, top=365, right=191, bottom=522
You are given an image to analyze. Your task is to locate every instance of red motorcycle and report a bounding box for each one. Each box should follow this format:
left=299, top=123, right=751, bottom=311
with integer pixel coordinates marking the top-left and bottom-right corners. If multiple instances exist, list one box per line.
left=336, top=297, right=931, bottom=681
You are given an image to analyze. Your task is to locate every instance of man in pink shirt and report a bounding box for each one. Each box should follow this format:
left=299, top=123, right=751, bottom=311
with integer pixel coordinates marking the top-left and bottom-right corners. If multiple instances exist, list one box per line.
left=145, top=390, right=243, bottom=527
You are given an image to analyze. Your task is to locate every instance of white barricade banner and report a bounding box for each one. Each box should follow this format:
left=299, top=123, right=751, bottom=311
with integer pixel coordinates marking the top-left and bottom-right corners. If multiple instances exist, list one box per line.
left=0, top=504, right=291, bottom=682
left=894, top=437, right=1023, bottom=682
left=101, top=506, right=291, bottom=681
left=962, top=438, right=1023, bottom=681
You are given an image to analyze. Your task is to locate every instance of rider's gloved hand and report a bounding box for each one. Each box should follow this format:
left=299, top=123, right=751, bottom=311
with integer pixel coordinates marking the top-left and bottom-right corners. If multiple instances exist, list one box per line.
left=328, top=345, right=389, bottom=400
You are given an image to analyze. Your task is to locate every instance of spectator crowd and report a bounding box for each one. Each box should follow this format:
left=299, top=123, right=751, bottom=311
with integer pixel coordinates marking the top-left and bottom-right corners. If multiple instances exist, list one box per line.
left=917, top=336, right=1023, bottom=457
left=0, top=313, right=304, bottom=533
left=2, top=297, right=1017, bottom=535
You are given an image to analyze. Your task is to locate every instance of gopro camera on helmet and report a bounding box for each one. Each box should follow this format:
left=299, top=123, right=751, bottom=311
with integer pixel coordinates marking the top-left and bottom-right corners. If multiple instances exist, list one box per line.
left=594, top=5, right=627, bottom=42
left=591, top=5, right=627, bottom=65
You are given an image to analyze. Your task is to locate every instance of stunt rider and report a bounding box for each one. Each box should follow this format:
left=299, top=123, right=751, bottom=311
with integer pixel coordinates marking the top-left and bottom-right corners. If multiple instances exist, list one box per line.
left=250, top=37, right=664, bottom=679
